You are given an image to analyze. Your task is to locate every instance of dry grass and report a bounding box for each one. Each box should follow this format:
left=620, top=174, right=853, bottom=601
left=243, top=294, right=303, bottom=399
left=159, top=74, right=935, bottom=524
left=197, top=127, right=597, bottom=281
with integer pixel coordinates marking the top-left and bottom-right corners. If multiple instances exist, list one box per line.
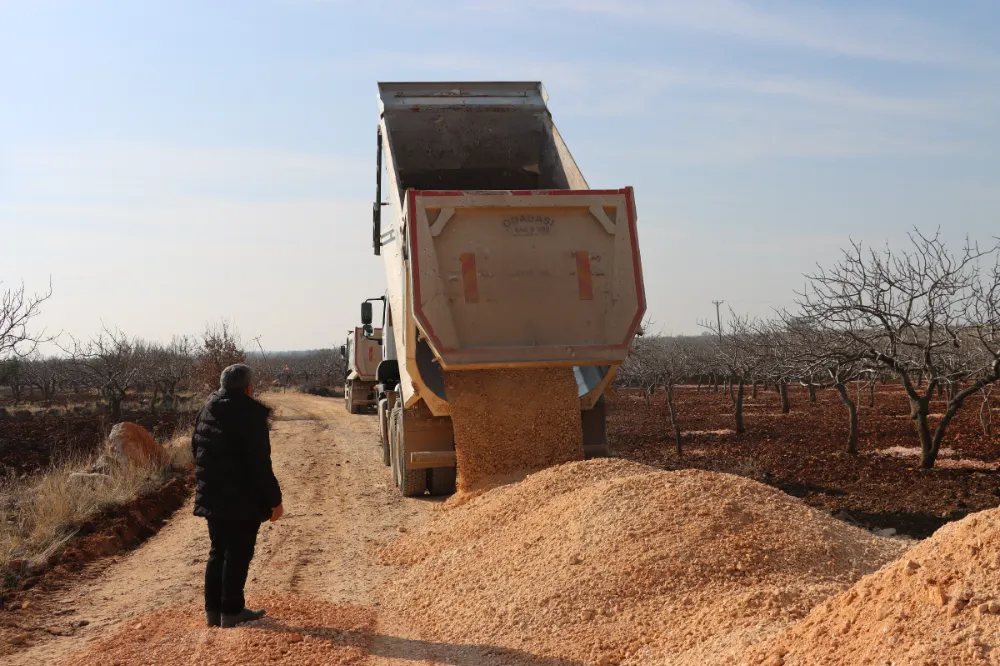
left=0, top=431, right=192, bottom=576
left=161, top=425, right=194, bottom=468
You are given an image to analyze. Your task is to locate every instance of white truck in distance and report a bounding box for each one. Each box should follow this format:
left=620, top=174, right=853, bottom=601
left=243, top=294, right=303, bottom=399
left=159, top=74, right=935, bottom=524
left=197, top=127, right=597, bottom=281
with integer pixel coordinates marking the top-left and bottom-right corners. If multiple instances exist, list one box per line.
left=341, top=325, right=382, bottom=414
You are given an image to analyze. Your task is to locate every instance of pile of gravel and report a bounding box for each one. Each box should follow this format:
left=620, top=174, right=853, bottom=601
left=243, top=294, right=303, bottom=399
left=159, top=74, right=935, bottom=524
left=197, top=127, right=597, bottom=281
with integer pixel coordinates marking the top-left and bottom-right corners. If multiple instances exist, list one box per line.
left=739, top=507, right=1000, bottom=665
left=380, top=459, right=908, bottom=666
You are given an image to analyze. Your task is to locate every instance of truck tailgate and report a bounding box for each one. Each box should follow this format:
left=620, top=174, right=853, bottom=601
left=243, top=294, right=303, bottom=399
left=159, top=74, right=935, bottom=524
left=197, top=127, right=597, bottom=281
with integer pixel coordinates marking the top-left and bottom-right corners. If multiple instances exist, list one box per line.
left=407, top=188, right=645, bottom=369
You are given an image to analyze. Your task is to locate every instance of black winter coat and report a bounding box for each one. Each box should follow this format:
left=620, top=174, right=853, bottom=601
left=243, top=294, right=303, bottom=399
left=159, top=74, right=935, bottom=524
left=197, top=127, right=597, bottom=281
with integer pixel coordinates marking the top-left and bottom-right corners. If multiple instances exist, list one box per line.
left=192, top=390, right=282, bottom=522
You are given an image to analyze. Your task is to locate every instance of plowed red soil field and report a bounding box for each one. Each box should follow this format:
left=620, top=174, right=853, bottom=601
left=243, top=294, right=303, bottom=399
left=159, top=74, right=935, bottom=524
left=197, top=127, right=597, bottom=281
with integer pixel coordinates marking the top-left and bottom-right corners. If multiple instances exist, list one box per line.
left=0, top=412, right=193, bottom=476
left=607, top=384, right=1000, bottom=537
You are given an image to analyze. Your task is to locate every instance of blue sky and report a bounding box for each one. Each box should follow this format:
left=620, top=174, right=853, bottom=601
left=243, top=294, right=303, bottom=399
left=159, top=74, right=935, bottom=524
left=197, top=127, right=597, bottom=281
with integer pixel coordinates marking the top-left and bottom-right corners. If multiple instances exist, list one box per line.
left=1, top=0, right=998, bottom=349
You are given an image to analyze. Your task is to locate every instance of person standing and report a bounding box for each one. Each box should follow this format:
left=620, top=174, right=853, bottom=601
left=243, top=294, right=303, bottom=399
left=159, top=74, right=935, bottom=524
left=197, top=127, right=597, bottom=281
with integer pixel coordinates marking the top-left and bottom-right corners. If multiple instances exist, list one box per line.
left=191, top=363, right=283, bottom=628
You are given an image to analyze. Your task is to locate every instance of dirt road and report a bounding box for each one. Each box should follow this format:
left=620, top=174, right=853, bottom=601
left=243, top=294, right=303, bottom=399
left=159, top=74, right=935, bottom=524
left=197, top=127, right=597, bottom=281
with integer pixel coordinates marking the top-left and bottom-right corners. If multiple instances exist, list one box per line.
left=3, top=393, right=441, bottom=665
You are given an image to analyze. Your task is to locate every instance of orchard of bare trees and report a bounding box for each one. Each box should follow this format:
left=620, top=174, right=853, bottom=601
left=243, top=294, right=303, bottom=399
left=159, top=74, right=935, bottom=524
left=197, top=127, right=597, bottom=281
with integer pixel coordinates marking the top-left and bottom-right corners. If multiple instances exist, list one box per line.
left=0, top=285, right=345, bottom=416
left=619, top=229, right=1000, bottom=469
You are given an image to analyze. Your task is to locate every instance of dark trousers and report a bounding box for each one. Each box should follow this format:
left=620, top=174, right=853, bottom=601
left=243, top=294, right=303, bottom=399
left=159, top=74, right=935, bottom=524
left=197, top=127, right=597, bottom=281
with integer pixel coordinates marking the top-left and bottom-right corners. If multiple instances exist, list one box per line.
left=205, top=519, right=260, bottom=615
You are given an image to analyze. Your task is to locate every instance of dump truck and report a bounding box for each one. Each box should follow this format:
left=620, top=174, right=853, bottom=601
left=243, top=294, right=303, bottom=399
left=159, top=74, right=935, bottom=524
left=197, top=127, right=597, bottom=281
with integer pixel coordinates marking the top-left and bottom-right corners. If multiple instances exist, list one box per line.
left=369, top=81, right=646, bottom=496
left=340, top=326, right=382, bottom=414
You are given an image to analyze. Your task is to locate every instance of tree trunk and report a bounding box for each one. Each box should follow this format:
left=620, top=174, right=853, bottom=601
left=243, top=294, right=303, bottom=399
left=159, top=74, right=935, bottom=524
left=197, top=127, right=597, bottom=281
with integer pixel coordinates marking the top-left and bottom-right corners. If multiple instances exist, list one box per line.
left=728, top=377, right=735, bottom=404
left=751, top=380, right=758, bottom=399
left=926, top=381, right=989, bottom=468
left=981, top=389, right=994, bottom=437
left=110, top=396, right=124, bottom=422
left=868, top=380, right=876, bottom=408
left=712, top=373, right=719, bottom=393
left=808, top=383, right=817, bottom=403
left=665, top=384, right=682, bottom=455
left=150, top=386, right=160, bottom=415
left=910, top=398, right=936, bottom=468
left=697, top=377, right=703, bottom=392
left=982, top=400, right=993, bottom=436
left=834, top=383, right=859, bottom=454
left=734, top=379, right=746, bottom=434
left=779, top=380, right=790, bottom=414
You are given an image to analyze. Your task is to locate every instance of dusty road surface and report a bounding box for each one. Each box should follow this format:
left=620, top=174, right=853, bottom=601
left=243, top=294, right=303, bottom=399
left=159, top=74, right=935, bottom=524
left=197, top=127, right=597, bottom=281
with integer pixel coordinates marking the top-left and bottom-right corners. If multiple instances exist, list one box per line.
left=3, top=392, right=460, bottom=666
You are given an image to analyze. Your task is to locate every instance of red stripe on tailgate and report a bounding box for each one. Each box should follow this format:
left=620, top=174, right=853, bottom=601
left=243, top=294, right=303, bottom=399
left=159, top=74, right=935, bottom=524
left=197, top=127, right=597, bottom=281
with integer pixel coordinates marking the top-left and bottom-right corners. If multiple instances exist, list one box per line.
left=461, top=253, right=479, bottom=303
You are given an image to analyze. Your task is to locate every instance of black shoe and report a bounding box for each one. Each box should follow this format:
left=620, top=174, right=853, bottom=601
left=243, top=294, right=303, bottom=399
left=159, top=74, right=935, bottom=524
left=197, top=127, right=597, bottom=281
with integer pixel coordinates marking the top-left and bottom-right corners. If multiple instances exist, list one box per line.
left=220, top=608, right=266, bottom=628
left=206, top=611, right=221, bottom=627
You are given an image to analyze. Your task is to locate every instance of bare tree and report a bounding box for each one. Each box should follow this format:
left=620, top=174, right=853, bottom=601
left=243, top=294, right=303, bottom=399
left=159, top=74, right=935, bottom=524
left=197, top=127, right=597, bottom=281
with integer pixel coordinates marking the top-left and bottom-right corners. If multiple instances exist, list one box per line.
left=624, top=335, right=694, bottom=454
left=0, top=358, right=28, bottom=405
left=192, top=320, right=246, bottom=392
left=0, top=280, right=53, bottom=359
left=25, top=356, right=65, bottom=406
left=146, top=336, right=195, bottom=412
left=67, top=327, right=146, bottom=421
left=777, top=316, right=868, bottom=454
left=799, top=229, right=1000, bottom=467
left=755, top=321, right=798, bottom=415
left=701, top=310, right=762, bottom=435
left=980, top=383, right=995, bottom=436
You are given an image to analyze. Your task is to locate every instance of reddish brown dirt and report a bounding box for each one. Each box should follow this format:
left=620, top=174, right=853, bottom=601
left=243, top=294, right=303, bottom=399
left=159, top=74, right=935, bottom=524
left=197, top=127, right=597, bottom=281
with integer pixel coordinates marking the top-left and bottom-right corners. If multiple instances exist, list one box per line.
left=0, top=471, right=193, bottom=649
left=57, top=594, right=374, bottom=666
left=0, top=411, right=193, bottom=476
left=608, top=385, right=1000, bottom=538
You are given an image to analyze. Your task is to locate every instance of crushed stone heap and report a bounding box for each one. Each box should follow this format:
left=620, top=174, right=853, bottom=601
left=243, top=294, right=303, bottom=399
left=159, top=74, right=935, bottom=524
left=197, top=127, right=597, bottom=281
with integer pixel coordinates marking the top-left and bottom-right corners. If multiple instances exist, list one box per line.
left=380, top=459, right=907, bottom=666
left=739, top=507, right=1000, bottom=666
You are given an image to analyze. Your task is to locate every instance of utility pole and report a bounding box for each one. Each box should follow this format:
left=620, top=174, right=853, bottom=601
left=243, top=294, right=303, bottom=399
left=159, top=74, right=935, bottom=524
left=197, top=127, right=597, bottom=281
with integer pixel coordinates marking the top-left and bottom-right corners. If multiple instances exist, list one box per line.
left=711, top=300, right=724, bottom=342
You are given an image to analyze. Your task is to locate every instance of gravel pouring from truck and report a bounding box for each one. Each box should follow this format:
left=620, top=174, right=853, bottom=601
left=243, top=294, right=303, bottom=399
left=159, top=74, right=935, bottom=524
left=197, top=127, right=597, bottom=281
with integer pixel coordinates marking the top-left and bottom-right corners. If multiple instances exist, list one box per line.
left=370, top=81, right=646, bottom=496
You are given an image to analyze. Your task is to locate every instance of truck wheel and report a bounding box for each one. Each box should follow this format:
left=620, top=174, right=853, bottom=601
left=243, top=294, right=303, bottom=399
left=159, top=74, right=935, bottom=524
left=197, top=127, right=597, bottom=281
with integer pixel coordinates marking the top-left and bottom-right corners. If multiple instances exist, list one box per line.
left=401, top=468, right=428, bottom=497
left=393, top=406, right=427, bottom=497
left=428, top=467, right=457, bottom=496
left=378, top=399, right=390, bottom=466
left=389, top=406, right=402, bottom=486
left=348, top=381, right=360, bottom=414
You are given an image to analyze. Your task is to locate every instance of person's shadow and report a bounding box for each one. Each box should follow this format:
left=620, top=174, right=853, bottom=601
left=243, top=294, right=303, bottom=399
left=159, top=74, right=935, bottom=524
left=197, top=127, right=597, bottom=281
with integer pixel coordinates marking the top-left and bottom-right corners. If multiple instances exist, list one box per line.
left=254, top=617, right=587, bottom=666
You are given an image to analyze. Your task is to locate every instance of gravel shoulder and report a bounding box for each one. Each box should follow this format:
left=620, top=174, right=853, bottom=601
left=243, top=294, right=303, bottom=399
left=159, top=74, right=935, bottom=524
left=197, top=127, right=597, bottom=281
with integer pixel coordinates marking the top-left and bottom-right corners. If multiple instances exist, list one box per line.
left=2, top=392, right=435, bottom=665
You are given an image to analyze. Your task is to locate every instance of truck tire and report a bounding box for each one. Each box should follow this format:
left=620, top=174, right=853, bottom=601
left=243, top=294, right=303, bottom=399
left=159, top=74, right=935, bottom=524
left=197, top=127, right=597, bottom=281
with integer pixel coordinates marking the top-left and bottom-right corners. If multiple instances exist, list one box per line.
left=378, top=398, right=390, bottom=466
left=348, top=381, right=360, bottom=415
left=428, top=466, right=457, bottom=496
left=392, top=406, right=427, bottom=497
left=388, top=407, right=400, bottom=484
